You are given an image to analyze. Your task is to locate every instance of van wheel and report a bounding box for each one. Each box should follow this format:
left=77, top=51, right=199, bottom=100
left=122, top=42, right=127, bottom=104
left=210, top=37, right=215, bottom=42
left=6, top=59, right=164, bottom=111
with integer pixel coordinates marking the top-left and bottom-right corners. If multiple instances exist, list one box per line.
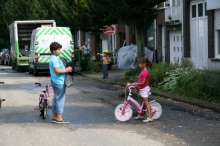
left=9, top=60, right=11, bottom=66
left=15, top=63, right=19, bottom=71
left=28, top=64, right=33, bottom=74
left=33, top=65, right=39, bottom=76
left=12, top=62, right=15, bottom=70
left=33, top=68, right=39, bottom=76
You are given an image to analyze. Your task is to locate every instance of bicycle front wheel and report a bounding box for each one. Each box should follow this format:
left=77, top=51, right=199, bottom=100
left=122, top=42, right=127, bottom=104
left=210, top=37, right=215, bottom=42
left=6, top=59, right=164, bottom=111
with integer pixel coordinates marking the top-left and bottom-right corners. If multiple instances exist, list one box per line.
left=150, top=102, right=162, bottom=120
left=42, top=100, right=47, bottom=119
left=114, top=104, right=133, bottom=122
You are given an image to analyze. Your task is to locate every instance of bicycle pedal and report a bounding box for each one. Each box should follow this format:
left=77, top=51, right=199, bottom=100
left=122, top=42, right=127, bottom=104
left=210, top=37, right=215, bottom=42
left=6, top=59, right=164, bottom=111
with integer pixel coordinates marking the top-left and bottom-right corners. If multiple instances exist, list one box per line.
left=34, top=108, right=39, bottom=110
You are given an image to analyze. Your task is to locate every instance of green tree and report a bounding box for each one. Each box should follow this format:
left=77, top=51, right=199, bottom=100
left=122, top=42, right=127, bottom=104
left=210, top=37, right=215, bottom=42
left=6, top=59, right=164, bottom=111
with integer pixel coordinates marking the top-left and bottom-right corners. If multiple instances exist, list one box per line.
left=91, top=0, right=165, bottom=58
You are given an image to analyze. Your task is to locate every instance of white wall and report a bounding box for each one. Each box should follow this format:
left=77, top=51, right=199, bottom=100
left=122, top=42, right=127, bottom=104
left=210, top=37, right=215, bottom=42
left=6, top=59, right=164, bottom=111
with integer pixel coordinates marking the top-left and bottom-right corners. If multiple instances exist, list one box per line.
left=207, top=0, right=220, bottom=10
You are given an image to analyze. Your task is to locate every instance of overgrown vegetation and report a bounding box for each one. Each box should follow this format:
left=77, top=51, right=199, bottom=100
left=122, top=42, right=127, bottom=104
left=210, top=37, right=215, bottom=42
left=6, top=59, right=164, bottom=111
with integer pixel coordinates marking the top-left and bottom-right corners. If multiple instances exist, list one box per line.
left=122, top=60, right=220, bottom=102
left=88, top=60, right=102, bottom=73
left=80, top=58, right=113, bottom=73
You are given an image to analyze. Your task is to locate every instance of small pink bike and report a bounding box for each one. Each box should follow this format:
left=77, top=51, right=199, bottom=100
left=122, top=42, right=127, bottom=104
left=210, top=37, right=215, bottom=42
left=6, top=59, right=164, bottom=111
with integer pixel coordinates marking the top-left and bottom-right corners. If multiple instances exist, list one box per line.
left=114, top=83, right=162, bottom=122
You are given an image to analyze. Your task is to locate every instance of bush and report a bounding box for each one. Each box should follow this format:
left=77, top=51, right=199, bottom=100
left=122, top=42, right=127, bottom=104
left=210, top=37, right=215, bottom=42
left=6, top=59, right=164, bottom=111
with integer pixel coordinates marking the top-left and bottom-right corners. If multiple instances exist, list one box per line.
left=158, top=67, right=195, bottom=92
left=74, top=49, right=80, bottom=64
left=122, top=67, right=140, bottom=82
left=80, top=59, right=88, bottom=71
left=88, top=60, right=102, bottom=73
left=149, top=62, right=177, bottom=87
left=122, top=60, right=220, bottom=102
left=175, top=70, right=220, bottom=101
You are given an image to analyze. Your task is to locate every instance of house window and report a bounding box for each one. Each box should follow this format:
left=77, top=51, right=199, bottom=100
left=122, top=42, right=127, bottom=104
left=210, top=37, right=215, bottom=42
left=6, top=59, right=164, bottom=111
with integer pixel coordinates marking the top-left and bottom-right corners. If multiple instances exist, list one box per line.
left=205, top=2, right=207, bottom=16
left=192, top=5, right=196, bottom=18
left=218, top=30, right=220, bottom=55
left=198, top=3, right=203, bottom=17
left=173, top=36, right=175, bottom=42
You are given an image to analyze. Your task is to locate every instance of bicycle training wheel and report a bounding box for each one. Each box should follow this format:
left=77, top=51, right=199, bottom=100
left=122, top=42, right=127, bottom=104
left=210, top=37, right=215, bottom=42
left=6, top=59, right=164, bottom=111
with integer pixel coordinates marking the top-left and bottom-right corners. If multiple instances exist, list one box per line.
left=42, top=100, right=47, bottom=119
left=149, top=102, right=162, bottom=120
left=114, top=104, right=133, bottom=122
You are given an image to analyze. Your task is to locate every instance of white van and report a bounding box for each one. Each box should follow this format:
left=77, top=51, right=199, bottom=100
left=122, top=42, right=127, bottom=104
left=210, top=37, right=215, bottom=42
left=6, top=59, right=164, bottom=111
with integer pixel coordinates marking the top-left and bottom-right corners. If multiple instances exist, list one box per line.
left=28, top=27, right=74, bottom=76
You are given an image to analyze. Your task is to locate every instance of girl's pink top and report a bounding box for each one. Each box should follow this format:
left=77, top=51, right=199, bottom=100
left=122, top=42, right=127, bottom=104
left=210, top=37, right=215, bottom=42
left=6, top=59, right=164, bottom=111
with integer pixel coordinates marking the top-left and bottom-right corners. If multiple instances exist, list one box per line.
left=99, top=54, right=110, bottom=64
left=138, top=70, right=149, bottom=89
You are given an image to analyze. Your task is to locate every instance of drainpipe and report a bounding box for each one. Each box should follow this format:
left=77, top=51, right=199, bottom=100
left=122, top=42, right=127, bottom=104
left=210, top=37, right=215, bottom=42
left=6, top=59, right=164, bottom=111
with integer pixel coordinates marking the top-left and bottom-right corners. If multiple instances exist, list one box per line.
left=154, top=19, right=157, bottom=62
left=181, top=0, right=184, bottom=60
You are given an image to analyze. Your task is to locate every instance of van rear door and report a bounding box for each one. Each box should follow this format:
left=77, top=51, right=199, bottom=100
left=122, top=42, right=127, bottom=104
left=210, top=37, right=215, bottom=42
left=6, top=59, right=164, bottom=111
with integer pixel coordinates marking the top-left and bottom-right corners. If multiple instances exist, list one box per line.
left=35, top=27, right=54, bottom=63
left=54, top=27, right=74, bottom=62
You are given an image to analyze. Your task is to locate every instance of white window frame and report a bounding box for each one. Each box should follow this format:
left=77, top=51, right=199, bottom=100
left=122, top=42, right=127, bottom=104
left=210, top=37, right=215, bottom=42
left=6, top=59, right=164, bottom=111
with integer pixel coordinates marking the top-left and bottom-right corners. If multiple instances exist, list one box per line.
left=215, top=30, right=220, bottom=58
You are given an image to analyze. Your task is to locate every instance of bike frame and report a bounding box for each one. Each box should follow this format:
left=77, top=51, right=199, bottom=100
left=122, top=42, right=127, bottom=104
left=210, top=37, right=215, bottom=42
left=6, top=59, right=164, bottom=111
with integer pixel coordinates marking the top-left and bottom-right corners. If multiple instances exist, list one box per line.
left=122, top=86, right=155, bottom=115
left=38, top=83, right=51, bottom=109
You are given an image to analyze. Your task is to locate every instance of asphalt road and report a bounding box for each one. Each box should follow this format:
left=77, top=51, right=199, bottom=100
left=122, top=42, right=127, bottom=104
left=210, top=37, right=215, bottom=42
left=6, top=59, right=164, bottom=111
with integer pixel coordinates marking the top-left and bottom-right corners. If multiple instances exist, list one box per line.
left=0, top=65, right=219, bottom=146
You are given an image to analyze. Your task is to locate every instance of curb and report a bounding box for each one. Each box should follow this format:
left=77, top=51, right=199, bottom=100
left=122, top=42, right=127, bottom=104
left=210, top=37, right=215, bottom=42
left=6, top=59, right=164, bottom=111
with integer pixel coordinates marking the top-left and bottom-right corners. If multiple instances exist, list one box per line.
left=75, top=71, right=220, bottom=113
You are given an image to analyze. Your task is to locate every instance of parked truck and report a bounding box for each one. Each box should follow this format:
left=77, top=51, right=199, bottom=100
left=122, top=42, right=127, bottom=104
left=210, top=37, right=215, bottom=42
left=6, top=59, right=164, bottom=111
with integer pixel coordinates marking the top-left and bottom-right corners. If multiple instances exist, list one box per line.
left=9, top=20, right=56, bottom=71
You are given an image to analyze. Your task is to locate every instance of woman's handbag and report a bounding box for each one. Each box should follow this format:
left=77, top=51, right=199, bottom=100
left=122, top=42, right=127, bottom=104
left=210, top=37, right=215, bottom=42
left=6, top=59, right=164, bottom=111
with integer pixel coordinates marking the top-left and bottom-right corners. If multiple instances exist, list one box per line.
left=60, top=57, right=74, bottom=88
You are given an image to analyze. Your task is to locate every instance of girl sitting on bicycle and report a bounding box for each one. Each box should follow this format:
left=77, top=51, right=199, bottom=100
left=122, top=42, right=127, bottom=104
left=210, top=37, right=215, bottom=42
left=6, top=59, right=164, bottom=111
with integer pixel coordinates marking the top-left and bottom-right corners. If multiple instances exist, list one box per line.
left=132, top=57, right=153, bottom=122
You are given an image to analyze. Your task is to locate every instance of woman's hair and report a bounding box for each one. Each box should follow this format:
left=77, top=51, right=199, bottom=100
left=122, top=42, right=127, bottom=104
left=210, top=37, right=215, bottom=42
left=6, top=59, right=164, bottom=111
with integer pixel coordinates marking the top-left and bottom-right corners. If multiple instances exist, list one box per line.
left=50, top=42, right=62, bottom=53
left=138, top=57, right=152, bottom=69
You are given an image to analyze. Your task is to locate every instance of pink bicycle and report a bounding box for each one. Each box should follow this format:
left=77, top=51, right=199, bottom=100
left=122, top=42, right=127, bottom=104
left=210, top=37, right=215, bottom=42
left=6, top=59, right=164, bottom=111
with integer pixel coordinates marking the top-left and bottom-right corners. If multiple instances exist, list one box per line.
left=114, top=84, right=162, bottom=122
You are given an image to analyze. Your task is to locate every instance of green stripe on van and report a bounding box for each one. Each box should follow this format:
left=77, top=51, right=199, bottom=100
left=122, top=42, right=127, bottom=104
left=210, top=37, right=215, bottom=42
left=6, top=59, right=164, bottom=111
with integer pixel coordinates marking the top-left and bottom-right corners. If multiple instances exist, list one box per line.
left=61, top=28, right=72, bottom=39
left=43, top=28, right=53, bottom=35
left=56, top=28, right=65, bottom=35
left=61, top=52, right=69, bottom=60
left=36, top=28, right=47, bottom=39
left=44, top=57, right=50, bottom=63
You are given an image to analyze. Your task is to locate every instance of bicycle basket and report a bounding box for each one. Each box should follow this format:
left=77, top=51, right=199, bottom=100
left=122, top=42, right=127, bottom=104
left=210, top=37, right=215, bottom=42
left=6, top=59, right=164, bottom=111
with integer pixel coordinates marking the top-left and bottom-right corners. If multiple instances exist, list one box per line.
left=60, top=57, right=67, bottom=68
left=65, top=74, right=74, bottom=88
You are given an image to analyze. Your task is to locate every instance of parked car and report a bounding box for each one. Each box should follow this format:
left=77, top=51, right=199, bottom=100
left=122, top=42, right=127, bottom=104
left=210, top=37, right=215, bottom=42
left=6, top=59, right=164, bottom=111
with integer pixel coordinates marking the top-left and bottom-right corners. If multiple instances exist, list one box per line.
left=0, top=48, right=9, bottom=65
left=4, top=49, right=11, bottom=66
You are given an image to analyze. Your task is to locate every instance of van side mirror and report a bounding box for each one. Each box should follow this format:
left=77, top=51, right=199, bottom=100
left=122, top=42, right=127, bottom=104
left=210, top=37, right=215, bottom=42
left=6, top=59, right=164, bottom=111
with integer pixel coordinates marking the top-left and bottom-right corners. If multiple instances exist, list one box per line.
left=35, top=41, right=39, bottom=45
left=70, top=41, right=74, bottom=45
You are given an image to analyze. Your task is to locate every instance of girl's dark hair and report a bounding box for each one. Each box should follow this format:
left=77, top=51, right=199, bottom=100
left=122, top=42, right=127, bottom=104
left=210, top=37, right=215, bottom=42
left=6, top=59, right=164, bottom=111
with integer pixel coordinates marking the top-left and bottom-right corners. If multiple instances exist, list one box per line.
left=138, top=57, right=152, bottom=69
left=50, top=42, right=62, bottom=53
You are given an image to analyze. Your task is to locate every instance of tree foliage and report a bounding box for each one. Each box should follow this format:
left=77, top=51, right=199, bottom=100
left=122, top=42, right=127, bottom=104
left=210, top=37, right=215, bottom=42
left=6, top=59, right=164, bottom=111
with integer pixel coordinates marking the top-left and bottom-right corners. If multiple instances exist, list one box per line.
left=0, top=0, right=164, bottom=57
left=91, top=0, right=165, bottom=57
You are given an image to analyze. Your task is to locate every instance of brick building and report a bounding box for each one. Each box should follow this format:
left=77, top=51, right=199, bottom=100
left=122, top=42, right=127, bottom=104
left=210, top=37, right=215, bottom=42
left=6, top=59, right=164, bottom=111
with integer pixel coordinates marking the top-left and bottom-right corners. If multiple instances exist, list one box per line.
left=162, top=0, right=220, bottom=70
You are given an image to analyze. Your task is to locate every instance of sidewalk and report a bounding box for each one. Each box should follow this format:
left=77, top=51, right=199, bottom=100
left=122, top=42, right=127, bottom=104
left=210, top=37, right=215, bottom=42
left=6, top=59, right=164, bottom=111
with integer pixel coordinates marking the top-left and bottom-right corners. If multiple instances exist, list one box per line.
left=75, top=65, right=220, bottom=113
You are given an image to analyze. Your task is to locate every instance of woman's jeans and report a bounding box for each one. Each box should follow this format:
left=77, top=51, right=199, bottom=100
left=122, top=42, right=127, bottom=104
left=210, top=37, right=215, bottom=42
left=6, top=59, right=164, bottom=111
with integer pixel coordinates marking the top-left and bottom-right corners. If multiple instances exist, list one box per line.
left=103, top=64, right=108, bottom=77
left=51, top=81, right=66, bottom=114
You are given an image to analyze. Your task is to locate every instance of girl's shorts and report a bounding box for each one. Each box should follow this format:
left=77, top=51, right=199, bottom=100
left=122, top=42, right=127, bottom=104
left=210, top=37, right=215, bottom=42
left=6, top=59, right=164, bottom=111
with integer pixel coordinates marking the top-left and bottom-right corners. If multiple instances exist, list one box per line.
left=139, top=86, right=151, bottom=98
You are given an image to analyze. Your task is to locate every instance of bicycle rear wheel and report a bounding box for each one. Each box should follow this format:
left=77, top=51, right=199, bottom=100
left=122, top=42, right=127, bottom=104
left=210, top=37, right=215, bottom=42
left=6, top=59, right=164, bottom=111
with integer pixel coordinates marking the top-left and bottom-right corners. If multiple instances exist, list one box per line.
left=149, top=102, right=162, bottom=120
left=42, top=99, right=47, bottom=119
left=115, top=104, right=133, bottom=122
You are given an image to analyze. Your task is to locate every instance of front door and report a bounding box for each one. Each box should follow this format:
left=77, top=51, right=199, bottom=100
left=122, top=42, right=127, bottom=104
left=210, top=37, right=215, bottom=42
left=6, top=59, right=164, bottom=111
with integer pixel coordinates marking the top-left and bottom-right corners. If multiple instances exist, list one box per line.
left=170, top=30, right=183, bottom=65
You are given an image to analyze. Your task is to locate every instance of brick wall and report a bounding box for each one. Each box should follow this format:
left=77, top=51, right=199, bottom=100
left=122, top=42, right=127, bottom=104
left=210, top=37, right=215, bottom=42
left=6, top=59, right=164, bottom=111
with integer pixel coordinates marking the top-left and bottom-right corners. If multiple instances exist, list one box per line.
left=157, top=9, right=165, bottom=25
left=183, top=0, right=191, bottom=58
left=208, top=10, right=215, bottom=58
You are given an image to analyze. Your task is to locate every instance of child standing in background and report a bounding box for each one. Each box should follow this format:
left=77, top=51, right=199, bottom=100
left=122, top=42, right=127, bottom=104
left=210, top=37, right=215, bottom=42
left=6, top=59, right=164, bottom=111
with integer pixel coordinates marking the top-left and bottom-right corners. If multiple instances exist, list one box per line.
left=97, top=50, right=111, bottom=79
